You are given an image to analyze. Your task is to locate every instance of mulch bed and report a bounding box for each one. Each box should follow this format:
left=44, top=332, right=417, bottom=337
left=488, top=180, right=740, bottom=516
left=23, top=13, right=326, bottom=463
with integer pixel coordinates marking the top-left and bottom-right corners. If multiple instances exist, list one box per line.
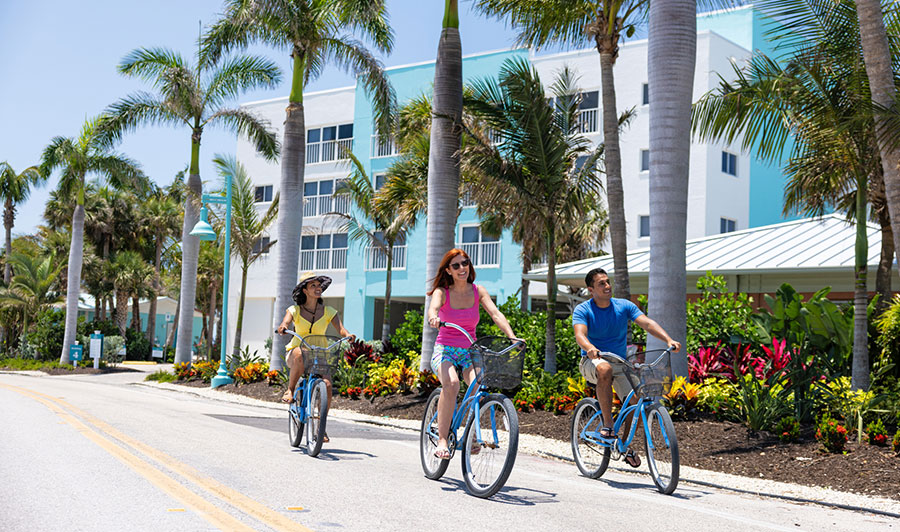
left=192, top=380, right=900, bottom=501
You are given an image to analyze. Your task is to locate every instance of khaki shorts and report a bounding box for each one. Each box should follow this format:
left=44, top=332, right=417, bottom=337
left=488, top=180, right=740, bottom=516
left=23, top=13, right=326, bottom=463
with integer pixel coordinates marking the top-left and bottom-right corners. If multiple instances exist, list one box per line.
left=579, top=354, right=635, bottom=399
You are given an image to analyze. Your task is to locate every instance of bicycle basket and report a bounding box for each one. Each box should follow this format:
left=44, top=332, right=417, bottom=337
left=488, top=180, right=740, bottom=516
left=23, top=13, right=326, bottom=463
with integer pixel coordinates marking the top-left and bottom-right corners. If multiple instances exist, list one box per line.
left=625, top=349, right=673, bottom=398
left=468, top=336, right=525, bottom=390
left=300, top=335, right=345, bottom=376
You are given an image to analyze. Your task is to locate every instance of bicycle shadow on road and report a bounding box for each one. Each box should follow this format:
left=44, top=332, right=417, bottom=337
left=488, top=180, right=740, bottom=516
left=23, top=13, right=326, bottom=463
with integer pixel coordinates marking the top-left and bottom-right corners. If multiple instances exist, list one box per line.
left=437, top=478, right=558, bottom=506
left=594, top=476, right=701, bottom=501
left=291, top=448, right=377, bottom=461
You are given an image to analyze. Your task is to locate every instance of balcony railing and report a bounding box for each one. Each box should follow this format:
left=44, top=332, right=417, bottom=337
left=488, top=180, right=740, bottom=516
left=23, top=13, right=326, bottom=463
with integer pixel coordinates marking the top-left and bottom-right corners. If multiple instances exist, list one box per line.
left=303, top=193, right=350, bottom=217
left=459, top=190, right=476, bottom=208
left=458, top=241, right=500, bottom=267
left=577, top=108, right=598, bottom=134
left=300, top=248, right=347, bottom=271
left=307, top=138, right=353, bottom=164
left=365, top=245, right=407, bottom=271
left=371, top=135, right=398, bottom=158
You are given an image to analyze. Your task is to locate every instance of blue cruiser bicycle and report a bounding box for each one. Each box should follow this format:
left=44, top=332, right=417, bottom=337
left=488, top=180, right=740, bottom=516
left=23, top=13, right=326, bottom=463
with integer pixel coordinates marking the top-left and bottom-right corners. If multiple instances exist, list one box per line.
left=419, top=322, right=526, bottom=498
left=571, top=347, right=680, bottom=494
left=279, top=330, right=351, bottom=458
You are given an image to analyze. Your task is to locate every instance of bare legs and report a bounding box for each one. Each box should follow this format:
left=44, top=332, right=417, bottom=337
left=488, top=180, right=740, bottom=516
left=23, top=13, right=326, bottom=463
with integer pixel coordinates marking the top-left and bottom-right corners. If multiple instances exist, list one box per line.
left=286, top=347, right=332, bottom=410
left=436, top=361, right=475, bottom=452
left=594, top=360, right=638, bottom=437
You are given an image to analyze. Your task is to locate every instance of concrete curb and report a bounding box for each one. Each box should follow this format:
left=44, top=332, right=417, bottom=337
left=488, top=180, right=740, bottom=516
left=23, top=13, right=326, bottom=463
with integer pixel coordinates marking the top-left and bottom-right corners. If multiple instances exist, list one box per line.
left=135, top=380, right=899, bottom=517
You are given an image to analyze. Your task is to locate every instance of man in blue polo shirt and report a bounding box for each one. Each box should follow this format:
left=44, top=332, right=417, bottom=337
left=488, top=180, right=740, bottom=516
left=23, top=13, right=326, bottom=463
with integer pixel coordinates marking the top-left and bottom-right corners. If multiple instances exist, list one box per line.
left=573, top=267, right=681, bottom=467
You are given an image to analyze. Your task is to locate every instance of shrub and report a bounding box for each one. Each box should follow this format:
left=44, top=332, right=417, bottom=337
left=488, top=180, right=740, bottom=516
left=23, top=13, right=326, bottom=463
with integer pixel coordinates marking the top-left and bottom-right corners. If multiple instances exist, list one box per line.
left=893, top=431, right=900, bottom=454
left=685, top=273, right=754, bottom=352
left=664, top=376, right=701, bottom=419
left=125, top=328, right=151, bottom=360
left=388, top=310, right=423, bottom=358
left=193, top=360, right=218, bottom=383
left=0, top=357, right=73, bottom=371
left=824, top=376, right=882, bottom=436
left=367, top=359, right=418, bottom=395
left=733, top=369, right=792, bottom=432
left=266, top=369, right=286, bottom=386
left=344, top=339, right=381, bottom=366
left=688, top=343, right=727, bottom=383
left=816, top=415, right=849, bottom=453
left=865, top=419, right=889, bottom=446
left=173, top=362, right=197, bottom=380
left=21, top=308, right=67, bottom=360
left=416, top=370, right=440, bottom=394
left=775, top=416, right=800, bottom=443
left=233, top=362, right=269, bottom=385
left=875, top=294, right=900, bottom=379
left=145, top=370, right=176, bottom=383
left=228, top=346, right=266, bottom=371
left=341, top=386, right=362, bottom=399
left=695, top=378, right=739, bottom=420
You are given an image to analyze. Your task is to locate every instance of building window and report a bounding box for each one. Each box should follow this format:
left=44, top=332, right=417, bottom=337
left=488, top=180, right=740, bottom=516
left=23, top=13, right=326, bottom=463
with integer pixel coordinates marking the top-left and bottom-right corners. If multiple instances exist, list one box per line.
left=640, top=149, right=650, bottom=172
left=722, top=151, right=737, bottom=176
left=303, top=179, right=350, bottom=217
left=374, top=173, right=386, bottom=191
left=576, top=90, right=599, bottom=134
left=639, top=215, right=650, bottom=238
left=365, top=232, right=407, bottom=270
left=251, top=236, right=271, bottom=255
left=642, top=83, right=649, bottom=106
left=254, top=185, right=273, bottom=203
left=300, top=232, right=348, bottom=270
left=458, top=226, right=500, bottom=266
left=720, top=217, right=736, bottom=233
left=306, top=123, right=354, bottom=164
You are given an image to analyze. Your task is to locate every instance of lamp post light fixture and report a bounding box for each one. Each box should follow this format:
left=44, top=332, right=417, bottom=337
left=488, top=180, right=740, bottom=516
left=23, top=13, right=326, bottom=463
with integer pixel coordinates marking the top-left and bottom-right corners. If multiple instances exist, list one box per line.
left=190, top=171, right=233, bottom=388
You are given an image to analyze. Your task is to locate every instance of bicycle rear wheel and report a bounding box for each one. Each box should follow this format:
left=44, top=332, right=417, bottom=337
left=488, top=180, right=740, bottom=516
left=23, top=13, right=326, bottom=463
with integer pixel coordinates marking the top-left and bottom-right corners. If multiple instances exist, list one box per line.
left=571, top=398, right=610, bottom=478
left=644, top=404, right=679, bottom=494
left=420, top=388, right=450, bottom=480
left=461, top=394, right=518, bottom=498
left=288, top=388, right=304, bottom=448
left=306, top=379, right=328, bottom=457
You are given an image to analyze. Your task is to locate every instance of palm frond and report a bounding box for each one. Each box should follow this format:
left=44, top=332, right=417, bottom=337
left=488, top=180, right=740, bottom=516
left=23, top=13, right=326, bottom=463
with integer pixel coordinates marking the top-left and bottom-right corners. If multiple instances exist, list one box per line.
left=206, top=108, right=280, bottom=161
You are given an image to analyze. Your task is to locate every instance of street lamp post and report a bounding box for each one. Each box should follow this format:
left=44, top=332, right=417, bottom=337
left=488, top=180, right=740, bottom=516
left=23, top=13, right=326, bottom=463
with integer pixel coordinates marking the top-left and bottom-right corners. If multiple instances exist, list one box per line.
left=190, top=171, right=233, bottom=388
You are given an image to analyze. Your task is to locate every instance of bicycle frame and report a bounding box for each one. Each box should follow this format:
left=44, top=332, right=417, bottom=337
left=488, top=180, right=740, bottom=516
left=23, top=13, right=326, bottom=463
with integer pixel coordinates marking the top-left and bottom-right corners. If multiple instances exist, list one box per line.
left=280, top=330, right=352, bottom=427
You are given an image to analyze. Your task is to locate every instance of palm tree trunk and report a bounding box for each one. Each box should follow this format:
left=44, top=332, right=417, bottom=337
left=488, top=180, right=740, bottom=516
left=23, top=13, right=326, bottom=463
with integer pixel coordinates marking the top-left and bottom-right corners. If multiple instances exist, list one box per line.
left=100, top=297, right=106, bottom=321
left=146, top=237, right=162, bottom=343
left=856, top=0, right=900, bottom=278
left=131, top=295, right=141, bottom=331
left=598, top=50, right=630, bottom=303
left=647, top=0, right=695, bottom=377
left=852, top=179, right=870, bottom=390
left=175, top=143, right=203, bottom=365
left=4, top=199, right=13, bottom=285
left=94, top=295, right=101, bottom=321
left=59, top=203, right=85, bottom=363
left=544, top=229, right=557, bottom=373
left=876, top=204, right=894, bottom=313
left=383, top=245, right=393, bottom=342
left=232, top=264, right=249, bottom=357
left=421, top=0, right=463, bottom=372
left=115, top=288, right=128, bottom=337
left=271, top=50, right=307, bottom=371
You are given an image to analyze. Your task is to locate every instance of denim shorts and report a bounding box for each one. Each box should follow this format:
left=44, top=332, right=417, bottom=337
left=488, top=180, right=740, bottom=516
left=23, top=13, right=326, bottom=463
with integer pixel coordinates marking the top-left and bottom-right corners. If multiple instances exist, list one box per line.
left=430, top=343, right=473, bottom=374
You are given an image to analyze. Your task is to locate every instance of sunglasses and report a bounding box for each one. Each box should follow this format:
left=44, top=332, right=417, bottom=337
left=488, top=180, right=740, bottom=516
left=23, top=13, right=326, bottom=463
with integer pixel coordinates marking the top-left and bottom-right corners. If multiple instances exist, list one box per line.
left=449, top=259, right=470, bottom=270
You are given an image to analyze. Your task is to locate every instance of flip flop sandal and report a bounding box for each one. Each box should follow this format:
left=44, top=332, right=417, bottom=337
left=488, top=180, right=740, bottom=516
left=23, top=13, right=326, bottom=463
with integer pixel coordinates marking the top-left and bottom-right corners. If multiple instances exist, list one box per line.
left=599, top=427, right=616, bottom=441
left=323, top=433, right=330, bottom=443
left=624, top=449, right=641, bottom=468
left=434, top=447, right=451, bottom=460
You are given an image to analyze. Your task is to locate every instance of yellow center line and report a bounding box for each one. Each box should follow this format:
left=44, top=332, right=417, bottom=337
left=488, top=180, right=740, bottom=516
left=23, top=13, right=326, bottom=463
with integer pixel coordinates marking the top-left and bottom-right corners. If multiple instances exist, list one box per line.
left=1, top=383, right=255, bottom=532
left=2, top=382, right=313, bottom=532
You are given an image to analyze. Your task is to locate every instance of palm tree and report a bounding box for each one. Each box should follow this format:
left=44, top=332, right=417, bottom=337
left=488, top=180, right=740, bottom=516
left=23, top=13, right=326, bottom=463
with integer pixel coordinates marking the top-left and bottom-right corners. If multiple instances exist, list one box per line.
left=463, top=58, right=605, bottom=372
left=646, top=0, right=696, bottom=377
left=474, top=0, right=647, bottom=308
left=40, top=116, right=145, bottom=364
left=419, top=0, right=464, bottom=371
left=0, top=162, right=46, bottom=284
left=0, top=251, right=62, bottom=339
left=141, top=194, right=181, bottom=343
left=333, top=153, right=418, bottom=342
left=197, top=239, right=225, bottom=359
left=203, top=0, right=395, bottom=369
left=210, top=155, right=279, bottom=357
left=855, top=0, right=900, bottom=278
left=107, top=45, right=281, bottom=365
left=107, top=250, right=153, bottom=337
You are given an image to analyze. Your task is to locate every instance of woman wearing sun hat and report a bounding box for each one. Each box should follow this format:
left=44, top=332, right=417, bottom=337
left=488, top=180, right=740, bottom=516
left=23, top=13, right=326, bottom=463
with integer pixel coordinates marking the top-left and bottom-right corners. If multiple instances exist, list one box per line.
left=276, top=272, right=354, bottom=439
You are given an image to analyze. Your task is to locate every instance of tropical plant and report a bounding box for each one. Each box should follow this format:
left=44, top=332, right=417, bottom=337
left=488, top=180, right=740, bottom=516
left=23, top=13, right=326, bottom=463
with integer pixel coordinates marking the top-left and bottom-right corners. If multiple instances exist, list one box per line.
left=210, top=155, right=279, bottom=357
left=685, top=273, right=754, bottom=351
left=40, top=116, right=145, bottom=363
left=197, top=239, right=225, bottom=360
left=733, top=365, right=792, bottom=432
left=0, top=162, right=46, bottom=284
left=107, top=250, right=153, bottom=337
left=462, top=58, right=604, bottom=373
left=141, top=192, right=181, bottom=343
left=816, top=414, right=849, bottom=453
left=865, top=418, right=889, bottom=446
left=203, top=0, right=395, bottom=370
left=0, top=251, right=63, bottom=338
left=875, top=294, right=900, bottom=377
left=106, top=43, right=280, bottom=365
left=775, top=416, right=801, bottom=443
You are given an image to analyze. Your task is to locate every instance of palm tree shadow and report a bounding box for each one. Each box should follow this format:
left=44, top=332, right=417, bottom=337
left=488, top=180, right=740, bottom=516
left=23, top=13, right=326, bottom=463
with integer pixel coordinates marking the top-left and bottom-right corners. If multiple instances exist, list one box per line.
left=437, top=478, right=558, bottom=506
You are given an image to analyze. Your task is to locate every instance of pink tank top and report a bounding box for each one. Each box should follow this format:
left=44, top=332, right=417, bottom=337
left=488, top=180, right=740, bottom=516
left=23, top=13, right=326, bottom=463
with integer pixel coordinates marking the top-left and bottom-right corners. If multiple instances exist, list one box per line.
left=435, top=284, right=480, bottom=348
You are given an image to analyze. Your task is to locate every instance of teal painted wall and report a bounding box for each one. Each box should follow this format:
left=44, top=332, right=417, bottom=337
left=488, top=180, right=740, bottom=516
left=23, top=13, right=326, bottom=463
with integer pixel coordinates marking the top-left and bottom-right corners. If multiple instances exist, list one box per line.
left=698, top=6, right=797, bottom=228
left=344, top=48, right=529, bottom=339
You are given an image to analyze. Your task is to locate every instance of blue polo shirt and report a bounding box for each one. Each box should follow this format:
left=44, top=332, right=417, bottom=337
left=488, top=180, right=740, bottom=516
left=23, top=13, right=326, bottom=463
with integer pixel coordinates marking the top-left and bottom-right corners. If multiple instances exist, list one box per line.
left=572, top=298, right=643, bottom=359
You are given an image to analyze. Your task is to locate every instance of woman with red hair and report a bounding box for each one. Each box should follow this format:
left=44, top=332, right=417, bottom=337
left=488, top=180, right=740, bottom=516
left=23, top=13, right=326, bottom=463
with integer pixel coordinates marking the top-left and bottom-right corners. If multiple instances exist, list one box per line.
left=426, top=248, right=519, bottom=459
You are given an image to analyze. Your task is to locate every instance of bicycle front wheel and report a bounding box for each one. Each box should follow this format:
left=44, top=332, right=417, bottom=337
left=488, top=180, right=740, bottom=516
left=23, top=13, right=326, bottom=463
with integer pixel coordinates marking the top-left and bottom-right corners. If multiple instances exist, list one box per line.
left=306, top=379, right=328, bottom=457
left=644, top=404, right=679, bottom=494
left=571, top=398, right=610, bottom=478
left=288, top=389, right=304, bottom=448
left=419, top=388, right=450, bottom=480
left=461, top=394, right=518, bottom=498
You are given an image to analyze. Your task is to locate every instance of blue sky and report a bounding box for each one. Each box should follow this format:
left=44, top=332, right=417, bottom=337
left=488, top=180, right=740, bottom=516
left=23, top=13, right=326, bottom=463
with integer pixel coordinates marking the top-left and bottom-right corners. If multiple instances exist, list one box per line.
left=0, top=1, right=574, bottom=236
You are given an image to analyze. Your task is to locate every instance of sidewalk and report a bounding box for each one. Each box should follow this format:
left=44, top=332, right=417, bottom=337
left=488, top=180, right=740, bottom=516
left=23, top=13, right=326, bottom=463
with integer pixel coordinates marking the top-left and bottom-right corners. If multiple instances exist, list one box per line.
left=136, top=379, right=900, bottom=518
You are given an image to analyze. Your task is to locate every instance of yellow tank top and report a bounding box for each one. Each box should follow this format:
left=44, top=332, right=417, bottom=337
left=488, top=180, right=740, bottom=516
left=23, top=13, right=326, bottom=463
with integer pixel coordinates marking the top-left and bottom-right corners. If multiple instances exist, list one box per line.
left=285, top=305, right=338, bottom=351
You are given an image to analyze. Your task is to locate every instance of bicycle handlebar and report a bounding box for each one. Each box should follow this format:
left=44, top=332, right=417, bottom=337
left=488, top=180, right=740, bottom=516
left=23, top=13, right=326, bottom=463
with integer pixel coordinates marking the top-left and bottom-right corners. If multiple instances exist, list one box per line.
left=275, top=329, right=354, bottom=350
left=438, top=321, right=526, bottom=356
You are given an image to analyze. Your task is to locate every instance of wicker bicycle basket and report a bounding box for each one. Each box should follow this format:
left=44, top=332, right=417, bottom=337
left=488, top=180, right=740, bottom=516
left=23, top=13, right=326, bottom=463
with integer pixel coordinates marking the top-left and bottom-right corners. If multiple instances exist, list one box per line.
left=469, top=336, right=525, bottom=390
left=299, top=335, right=345, bottom=377
left=624, top=349, right=673, bottom=398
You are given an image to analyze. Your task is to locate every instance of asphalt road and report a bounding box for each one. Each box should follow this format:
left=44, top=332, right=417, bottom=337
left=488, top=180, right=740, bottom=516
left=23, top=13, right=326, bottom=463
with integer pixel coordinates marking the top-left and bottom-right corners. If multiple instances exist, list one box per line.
left=0, top=370, right=896, bottom=531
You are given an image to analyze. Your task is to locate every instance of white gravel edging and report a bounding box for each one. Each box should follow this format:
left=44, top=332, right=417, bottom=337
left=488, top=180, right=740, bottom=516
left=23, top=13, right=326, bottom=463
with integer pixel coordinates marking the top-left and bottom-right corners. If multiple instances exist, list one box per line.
left=137, top=381, right=899, bottom=516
